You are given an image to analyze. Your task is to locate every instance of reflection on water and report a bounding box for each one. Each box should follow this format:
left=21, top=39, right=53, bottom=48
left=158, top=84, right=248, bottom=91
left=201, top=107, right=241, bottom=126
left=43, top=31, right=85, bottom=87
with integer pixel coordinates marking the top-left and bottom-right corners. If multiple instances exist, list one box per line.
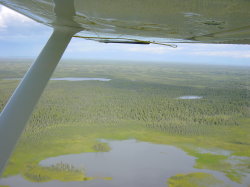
left=3, top=77, right=111, bottom=82
left=50, top=77, right=111, bottom=81
left=0, top=139, right=245, bottom=187
left=178, top=96, right=203, bottom=99
left=196, top=147, right=232, bottom=156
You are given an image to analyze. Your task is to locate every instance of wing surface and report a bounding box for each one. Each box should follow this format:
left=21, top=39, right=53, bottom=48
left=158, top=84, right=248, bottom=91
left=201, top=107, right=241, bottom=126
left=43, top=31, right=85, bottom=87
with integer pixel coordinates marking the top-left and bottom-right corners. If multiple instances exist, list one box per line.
left=0, top=0, right=250, bottom=44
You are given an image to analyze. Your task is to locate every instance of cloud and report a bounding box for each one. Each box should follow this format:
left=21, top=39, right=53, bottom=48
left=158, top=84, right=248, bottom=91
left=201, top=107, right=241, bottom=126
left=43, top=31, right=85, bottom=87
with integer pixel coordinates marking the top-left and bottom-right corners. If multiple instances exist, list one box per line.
left=126, top=44, right=182, bottom=54
left=191, top=50, right=250, bottom=58
left=0, top=5, right=51, bottom=43
left=0, top=6, right=32, bottom=29
left=184, top=44, right=250, bottom=58
left=67, top=39, right=107, bottom=53
left=128, top=45, right=167, bottom=54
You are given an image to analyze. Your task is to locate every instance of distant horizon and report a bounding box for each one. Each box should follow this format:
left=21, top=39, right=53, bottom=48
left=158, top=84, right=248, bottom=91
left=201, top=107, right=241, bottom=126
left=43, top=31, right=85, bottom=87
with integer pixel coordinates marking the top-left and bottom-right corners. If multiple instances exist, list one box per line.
left=0, top=57, right=249, bottom=67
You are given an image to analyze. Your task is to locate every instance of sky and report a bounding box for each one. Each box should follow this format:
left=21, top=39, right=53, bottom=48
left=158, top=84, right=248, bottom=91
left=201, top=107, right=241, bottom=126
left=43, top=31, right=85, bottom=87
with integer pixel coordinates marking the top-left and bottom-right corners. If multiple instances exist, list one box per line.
left=0, top=5, right=250, bottom=66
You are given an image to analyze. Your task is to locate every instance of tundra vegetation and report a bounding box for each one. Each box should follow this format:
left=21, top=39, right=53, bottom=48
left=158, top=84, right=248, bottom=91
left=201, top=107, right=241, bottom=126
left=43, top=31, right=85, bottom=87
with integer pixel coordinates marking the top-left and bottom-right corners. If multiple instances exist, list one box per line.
left=0, top=59, right=249, bottom=186
left=168, top=172, right=228, bottom=187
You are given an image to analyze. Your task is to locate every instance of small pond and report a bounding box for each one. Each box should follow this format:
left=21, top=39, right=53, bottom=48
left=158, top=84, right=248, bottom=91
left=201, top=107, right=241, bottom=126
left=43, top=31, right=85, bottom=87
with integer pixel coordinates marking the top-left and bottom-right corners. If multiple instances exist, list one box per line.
left=1, top=139, right=247, bottom=187
left=178, top=96, right=203, bottom=99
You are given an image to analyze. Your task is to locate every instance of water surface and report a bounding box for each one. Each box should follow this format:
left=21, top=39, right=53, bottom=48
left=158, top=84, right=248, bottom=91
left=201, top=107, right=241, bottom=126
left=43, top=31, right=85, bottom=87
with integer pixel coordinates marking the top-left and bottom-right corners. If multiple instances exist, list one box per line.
left=3, top=77, right=111, bottom=82
left=178, top=96, right=203, bottom=99
left=0, top=139, right=247, bottom=187
left=50, top=77, right=111, bottom=82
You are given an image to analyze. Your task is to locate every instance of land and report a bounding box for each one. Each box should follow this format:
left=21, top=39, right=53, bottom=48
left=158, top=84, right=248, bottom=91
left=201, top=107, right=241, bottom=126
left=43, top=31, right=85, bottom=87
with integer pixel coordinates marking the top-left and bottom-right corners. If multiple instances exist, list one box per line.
left=0, top=59, right=249, bottom=186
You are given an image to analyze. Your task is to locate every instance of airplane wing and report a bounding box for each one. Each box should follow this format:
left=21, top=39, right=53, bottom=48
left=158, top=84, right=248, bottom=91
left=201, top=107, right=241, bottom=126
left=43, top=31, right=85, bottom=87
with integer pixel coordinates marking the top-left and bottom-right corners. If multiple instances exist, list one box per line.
left=1, top=0, right=250, bottom=44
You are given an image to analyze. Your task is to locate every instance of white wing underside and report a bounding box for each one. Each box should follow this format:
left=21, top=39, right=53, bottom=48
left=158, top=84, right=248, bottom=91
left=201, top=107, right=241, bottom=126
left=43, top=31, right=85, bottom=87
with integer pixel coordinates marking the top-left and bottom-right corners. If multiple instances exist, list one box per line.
left=0, top=0, right=250, bottom=44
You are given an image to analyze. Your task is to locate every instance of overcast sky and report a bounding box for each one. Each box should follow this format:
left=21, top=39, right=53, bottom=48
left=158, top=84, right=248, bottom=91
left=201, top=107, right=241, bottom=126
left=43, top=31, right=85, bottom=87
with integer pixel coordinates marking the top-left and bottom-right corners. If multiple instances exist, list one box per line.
left=0, top=5, right=250, bottom=66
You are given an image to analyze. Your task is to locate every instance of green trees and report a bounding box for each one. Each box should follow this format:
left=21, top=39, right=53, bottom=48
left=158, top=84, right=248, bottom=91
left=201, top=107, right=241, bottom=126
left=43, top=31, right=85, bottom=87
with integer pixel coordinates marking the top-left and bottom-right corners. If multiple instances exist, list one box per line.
left=0, top=60, right=248, bottom=137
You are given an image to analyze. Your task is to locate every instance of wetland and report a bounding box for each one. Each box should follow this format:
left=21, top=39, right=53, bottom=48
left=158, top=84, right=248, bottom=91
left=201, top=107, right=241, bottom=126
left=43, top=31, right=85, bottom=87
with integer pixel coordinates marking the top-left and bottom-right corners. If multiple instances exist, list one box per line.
left=0, top=60, right=249, bottom=187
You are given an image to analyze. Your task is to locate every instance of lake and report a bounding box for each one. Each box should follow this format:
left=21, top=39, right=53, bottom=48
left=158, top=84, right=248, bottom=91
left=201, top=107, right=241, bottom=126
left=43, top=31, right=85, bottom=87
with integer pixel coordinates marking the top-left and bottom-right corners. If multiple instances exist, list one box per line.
left=0, top=139, right=246, bottom=187
left=3, top=77, right=111, bottom=82
left=50, top=78, right=111, bottom=82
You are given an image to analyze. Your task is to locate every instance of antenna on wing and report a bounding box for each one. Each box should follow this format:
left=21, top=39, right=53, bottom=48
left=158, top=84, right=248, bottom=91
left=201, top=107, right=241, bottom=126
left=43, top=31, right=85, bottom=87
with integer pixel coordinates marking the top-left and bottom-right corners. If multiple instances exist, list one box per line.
left=73, top=35, right=178, bottom=48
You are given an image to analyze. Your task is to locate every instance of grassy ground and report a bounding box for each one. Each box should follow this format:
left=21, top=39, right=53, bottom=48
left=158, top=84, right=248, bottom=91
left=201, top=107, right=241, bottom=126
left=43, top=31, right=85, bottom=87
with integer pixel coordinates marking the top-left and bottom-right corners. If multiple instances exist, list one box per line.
left=168, top=172, right=229, bottom=187
left=0, top=59, right=249, bottom=186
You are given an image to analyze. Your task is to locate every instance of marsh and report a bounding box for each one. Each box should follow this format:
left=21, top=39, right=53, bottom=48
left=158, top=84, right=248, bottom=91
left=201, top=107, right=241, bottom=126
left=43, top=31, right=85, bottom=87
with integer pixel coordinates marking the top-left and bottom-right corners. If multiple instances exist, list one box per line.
left=0, top=60, right=249, bottom=187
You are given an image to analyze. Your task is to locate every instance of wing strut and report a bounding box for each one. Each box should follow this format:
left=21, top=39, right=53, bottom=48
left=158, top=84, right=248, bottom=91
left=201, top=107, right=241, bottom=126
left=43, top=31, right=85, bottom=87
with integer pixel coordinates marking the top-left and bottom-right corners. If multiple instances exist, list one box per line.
left=0, top=28, right=76, bottom=175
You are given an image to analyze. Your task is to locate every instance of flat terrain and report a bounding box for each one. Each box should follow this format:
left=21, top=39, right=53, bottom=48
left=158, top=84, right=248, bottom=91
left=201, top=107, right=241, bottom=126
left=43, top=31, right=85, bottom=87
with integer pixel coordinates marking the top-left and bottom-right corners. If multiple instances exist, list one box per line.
left=0, top=59, right=249, bottom=186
